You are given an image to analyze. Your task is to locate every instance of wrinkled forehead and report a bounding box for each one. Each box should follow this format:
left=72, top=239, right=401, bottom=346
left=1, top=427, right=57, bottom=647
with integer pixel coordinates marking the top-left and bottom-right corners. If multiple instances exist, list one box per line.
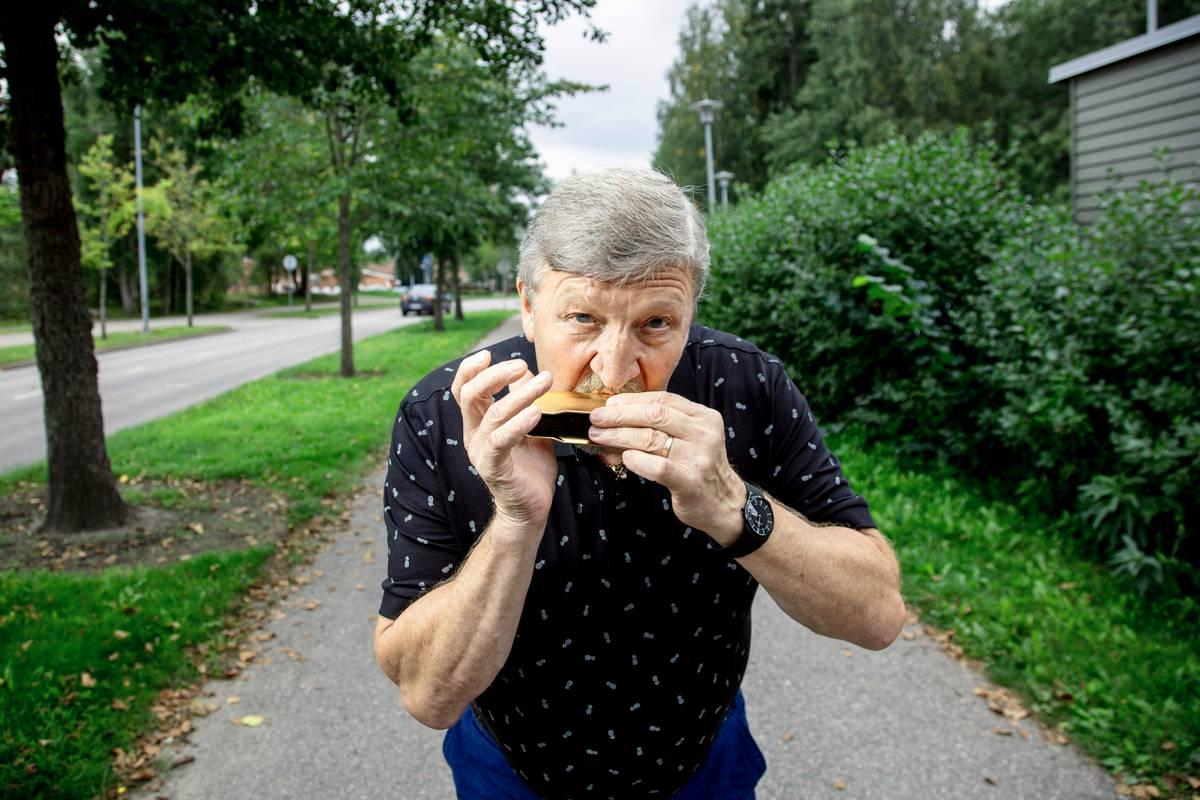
left=544, top=269, right=694, bottom=312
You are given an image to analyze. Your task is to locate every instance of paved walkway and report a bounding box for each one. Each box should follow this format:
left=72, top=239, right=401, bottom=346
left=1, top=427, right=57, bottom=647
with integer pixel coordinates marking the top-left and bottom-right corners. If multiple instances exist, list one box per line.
left=141, top=316, right=1119, bottom=800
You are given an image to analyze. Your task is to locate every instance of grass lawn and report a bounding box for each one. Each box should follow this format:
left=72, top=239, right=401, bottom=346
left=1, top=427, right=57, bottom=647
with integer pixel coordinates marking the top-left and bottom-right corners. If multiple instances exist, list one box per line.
left=0, top=326, right=231, bottom=368
left=833, top=430, right=1199, bottom=793
left=0, top=548, right=273, bottom=797
left=0, top=310, right=515, bottom=798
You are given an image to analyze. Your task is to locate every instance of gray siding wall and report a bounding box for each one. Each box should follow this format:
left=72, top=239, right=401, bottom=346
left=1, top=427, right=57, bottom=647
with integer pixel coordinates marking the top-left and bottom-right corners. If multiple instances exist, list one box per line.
left=1071, top=36, right=1200, bottom=224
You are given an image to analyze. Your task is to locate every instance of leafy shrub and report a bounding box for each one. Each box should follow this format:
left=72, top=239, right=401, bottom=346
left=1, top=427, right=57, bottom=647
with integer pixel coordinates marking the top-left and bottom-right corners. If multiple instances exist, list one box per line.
left=701, top=129, right=1033, bottom=449
left=702, top=133, right=1199, bottom=583
left=962, top=172, right=1199, bottom=574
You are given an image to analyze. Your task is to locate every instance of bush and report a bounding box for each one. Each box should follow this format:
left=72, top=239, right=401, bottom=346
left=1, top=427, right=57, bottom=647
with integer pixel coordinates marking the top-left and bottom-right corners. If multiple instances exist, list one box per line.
left=702, top=133, right=1199, bottom=583
left=701, top=129, right=1033, bottom=449
left=962, top=172, right=1199, bottom=575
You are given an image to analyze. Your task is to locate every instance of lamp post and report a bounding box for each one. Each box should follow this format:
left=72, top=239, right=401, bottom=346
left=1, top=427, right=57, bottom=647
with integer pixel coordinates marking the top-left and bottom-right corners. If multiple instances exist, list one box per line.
left=715, top=171, right=734, bottom=209
left=689, top=98, right=723, bottom=211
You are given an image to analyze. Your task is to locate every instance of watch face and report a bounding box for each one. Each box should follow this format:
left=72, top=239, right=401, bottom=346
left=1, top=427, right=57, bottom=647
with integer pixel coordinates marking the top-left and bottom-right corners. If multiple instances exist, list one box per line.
left=745, top=494, right=774, bottom=538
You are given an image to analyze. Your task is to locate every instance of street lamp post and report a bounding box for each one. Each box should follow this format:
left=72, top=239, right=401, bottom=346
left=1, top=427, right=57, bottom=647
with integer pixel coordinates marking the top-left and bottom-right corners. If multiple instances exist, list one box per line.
left=715, top=171, right=734, bottom=209
left=689, top=98, right=723, bottom=211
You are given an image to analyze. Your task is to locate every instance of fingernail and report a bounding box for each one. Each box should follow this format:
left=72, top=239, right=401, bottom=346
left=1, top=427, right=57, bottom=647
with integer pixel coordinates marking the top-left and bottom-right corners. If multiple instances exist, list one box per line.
left=589, top=408, right=608, bottom=422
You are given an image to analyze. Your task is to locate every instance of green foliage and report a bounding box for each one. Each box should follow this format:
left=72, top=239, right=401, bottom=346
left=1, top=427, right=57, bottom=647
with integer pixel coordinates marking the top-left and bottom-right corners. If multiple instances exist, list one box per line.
left=704, top=130, right=1199, bottom=584
left=963, top=171, right=1200, bottom=574
left=0, top=548, right=272, bottom=799
left=834, top=429, right=1200, bottom=787
left=702, top=130, right=1030, bottom=447
left=0, top=180, right=28, bottom=321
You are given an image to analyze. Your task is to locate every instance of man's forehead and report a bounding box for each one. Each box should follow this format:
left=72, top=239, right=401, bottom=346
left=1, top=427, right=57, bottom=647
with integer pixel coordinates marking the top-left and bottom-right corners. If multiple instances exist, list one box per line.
left=547, top=270, right=692, bottom=305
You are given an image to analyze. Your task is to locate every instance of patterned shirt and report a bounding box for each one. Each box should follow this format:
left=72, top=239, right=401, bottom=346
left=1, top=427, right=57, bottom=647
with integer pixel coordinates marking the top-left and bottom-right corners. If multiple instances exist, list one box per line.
left=379, top=324, right=875, bottom=799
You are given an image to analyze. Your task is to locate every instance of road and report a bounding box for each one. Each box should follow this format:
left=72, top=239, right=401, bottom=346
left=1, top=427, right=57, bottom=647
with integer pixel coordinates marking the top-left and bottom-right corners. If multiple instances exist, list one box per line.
left=0, top=298, right=516, bottom=474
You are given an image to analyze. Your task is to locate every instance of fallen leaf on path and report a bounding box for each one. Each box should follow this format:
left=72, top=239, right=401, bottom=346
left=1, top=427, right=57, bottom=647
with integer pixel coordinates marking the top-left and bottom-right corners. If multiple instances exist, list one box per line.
left=238, top=650, right=256, bottom=663
left=832, top=779, right=846, bottom=791
left=840, top=649, right=853, bottom=657
left=284, top=648, right=305, bottom=662
left=781, top=733, right=794, bottom=743
left=227, top=696, right=241, bottom=705
left=189, top=700, right=218, bottom=717
left=901, top=630, right=916, bottom=640
left=302, top=599, right=321, bottom=610
left=991, top=727, right=1012, bottom=736
left=232, top=715, right=265, bottom=727
left=363, top=549, right=376, bottom=564
left=312, top=569, right=325, bottom=577
left=189, top=522, right=204, bottom=535
left=984, top=776, right=997, bottom=785
left=354, top=583, right=365, bottom=591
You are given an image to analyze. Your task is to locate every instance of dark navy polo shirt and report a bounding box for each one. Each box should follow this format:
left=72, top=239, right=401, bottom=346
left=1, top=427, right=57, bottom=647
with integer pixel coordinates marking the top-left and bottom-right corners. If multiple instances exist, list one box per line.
left=379, top=323, right=875, bottom=799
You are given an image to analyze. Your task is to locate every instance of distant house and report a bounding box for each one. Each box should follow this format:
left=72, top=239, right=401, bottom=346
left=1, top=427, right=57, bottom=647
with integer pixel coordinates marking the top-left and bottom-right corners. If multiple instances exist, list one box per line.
left=1049, top=10, right=1200, bottom=223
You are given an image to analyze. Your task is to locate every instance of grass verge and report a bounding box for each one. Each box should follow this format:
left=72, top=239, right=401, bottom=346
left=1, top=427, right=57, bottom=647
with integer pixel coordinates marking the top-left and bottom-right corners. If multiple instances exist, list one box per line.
left=0, top=326, right=231, bottom=368
left=0, top=310, right=515, bottom=798
left=832, top=429, right=1199, bottom=794
left=0, top=548, right=273, bottom=797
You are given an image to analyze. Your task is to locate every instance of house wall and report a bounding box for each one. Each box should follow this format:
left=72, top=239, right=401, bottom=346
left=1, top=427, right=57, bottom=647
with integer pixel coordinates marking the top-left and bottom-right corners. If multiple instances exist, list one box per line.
left=1071, top=35, right=1200, bottom=223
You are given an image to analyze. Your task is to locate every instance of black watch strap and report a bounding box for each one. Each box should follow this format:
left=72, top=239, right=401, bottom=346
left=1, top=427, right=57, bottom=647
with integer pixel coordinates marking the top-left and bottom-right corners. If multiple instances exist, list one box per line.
left=722, top=480, right=774, bottom=559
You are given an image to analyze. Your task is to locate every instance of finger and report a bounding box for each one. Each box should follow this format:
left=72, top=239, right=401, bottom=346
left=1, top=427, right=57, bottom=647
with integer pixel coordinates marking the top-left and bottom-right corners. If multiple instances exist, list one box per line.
left=451, top=350, right=492, bottom=407
left=601, top=391, right=700, bottom=416
left=620, top=448, right=686, bottom=486
left=480, top=370, right=553, bottom=435
left=487, top=403, right=544, bottom=454
left=589, top=398, right=689, bottom=436
left=458, top=359, right=530, bottom=430
left=586, top=425, right=673, bottom=455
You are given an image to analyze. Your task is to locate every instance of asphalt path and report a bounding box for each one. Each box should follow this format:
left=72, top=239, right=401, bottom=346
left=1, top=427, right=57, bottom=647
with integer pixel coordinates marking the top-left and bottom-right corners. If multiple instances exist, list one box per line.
left=0, top=298, right=515, bottom=473
left=142, top=316, right=1120, bottom=800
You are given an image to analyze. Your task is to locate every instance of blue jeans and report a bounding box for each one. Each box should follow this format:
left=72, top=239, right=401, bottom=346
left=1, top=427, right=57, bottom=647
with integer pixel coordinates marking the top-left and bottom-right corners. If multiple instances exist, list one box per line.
left=443, top=690, right=766, bottom=799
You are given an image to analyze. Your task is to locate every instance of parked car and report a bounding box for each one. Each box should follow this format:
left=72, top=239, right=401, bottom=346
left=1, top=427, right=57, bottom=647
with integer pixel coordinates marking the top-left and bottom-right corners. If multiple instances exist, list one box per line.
left=399, top=284, right=451, bottom=316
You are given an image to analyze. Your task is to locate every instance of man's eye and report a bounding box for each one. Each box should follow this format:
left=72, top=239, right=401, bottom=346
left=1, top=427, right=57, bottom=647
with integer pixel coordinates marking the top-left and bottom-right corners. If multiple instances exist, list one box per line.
left=646, top=317, right=670, bottom=330
left=571, top=313, right=595, bottom=324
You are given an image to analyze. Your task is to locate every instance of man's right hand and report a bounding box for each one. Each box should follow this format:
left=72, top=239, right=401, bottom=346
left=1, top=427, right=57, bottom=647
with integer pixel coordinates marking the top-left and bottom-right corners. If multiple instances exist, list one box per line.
left=451, top=350, right=557, bottom=534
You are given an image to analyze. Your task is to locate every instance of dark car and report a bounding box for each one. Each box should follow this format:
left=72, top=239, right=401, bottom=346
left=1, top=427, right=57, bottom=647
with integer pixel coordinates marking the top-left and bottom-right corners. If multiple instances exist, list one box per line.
left=399, top=284, right=451, bottom=316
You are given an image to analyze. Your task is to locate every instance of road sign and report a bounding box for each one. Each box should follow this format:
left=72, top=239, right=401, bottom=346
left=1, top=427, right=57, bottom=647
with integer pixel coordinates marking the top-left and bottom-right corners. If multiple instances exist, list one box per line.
left=282, top=254, right=298, bottom=272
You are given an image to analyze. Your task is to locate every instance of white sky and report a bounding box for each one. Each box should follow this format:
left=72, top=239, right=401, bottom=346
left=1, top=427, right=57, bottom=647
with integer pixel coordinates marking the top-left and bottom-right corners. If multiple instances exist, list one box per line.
left=528, top=0, right=1011, bottom=184
left=528, top=0, right=693, bottom=183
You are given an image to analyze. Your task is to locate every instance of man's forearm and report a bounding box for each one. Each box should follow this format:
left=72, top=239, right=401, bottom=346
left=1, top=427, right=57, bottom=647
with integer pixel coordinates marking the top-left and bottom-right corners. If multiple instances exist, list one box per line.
left=733, top=501, right=906, bottom=650
left=375, top=514, right=543, bottom=729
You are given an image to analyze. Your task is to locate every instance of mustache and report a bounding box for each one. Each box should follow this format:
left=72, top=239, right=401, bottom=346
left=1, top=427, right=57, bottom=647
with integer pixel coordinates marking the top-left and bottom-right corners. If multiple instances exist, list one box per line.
left=574, top=372, right=645, bottom=395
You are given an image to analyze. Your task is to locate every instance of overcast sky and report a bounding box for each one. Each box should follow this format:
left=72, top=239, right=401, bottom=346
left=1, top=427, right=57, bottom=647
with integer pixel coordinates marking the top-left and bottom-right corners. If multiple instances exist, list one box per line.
left=528, top=0, right=693, bottom=182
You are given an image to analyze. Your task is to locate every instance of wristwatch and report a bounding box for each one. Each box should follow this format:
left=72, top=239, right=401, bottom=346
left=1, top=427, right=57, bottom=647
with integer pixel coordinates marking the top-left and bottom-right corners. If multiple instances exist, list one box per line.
left=722, top=480, right=775, bottom=558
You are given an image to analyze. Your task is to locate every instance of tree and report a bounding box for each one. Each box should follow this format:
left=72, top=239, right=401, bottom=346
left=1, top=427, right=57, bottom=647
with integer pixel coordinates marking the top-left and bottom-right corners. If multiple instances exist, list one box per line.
left=147, top=137, right=238, bottom=327
left=76, top=133, right=136, bottom=337
left=0, top=0, right=596, bottom=532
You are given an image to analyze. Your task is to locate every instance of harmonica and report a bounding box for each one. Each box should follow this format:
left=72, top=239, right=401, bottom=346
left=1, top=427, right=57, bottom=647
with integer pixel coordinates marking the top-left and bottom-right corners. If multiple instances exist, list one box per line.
left=527, top=391, right=608, bottom=445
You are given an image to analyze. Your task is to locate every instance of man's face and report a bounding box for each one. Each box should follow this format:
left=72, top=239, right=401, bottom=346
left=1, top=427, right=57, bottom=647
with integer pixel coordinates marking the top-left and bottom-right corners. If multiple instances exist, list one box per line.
left=519, top=268, right=693, bottom=459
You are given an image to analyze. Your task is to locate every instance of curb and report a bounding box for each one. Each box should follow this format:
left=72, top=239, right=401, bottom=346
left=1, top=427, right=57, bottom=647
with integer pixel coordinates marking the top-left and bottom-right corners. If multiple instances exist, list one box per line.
left=0, top=327, right=235, bottom=372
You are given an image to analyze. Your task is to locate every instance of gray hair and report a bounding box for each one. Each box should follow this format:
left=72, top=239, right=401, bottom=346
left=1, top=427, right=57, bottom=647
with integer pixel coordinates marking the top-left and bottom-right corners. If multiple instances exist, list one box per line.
left=518, top=168, right=709, bottom=303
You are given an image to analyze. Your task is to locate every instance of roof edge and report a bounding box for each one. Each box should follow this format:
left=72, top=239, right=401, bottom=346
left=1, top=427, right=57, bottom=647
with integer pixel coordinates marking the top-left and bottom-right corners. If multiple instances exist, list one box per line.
left=1049, top=14, right=1200, bottom=84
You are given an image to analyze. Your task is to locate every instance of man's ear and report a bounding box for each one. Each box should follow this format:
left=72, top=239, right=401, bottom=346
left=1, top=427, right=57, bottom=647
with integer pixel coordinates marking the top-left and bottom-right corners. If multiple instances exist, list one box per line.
left=517, top=279, right=535, bottom=343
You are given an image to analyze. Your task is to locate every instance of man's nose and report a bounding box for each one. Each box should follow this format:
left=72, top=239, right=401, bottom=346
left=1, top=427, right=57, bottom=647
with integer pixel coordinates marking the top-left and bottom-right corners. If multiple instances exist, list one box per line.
left=591, top=327, right=640, bottom=390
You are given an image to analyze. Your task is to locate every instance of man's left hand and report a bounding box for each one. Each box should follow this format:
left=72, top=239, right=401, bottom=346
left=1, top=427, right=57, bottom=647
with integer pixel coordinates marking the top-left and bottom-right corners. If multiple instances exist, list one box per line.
left=588, top=392, right=745, bottom=544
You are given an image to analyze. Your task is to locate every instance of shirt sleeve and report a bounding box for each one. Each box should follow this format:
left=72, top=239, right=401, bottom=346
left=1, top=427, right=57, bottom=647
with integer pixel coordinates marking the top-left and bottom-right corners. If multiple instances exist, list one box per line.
left=760, top=361, right=877, bottom=530
left=379, top=399, right=464, bottom=619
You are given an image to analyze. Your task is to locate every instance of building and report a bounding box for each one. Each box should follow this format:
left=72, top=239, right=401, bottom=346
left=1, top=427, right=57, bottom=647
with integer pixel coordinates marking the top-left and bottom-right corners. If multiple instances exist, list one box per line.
left=1049, top=8, right=1200, bottom=223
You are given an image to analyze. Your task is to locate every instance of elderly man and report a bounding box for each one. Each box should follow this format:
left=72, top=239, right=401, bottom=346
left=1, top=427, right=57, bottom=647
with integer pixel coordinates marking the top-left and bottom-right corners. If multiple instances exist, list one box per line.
left=374, top=168, right=905, bottom=800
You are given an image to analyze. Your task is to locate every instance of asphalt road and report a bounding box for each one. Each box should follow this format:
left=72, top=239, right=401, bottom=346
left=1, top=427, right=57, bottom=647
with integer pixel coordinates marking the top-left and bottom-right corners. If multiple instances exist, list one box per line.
left=142, top=316, right=1120, bottom=800
left=0, top=298, right=515, bottom=473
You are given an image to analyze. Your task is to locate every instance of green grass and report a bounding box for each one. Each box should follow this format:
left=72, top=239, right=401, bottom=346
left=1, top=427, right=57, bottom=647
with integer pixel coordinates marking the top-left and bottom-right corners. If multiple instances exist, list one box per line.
left=0, top=310, right=514, bottom=797
left=0, top=326, right=231, bottom=367
left=832, top=429, right=1199, bottom=789
left=0, top=547, right=273, bottom=798
left=0, top=322, right=31, bottom=334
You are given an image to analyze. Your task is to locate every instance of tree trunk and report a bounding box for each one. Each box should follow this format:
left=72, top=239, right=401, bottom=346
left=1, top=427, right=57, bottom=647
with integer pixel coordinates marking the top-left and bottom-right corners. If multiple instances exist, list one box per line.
left=185, top=250, right=193, bottom=327
left=99, top=267, right=108, bottom=338
left=116, top=251, right=136, bottom=315
left=0, top=6, right=129, bottom=531
left=304, top=241, right=313, bottom=312
left=337, top=191, right=355, bottom=377
left=432, top=255, right=445, bottom=332
left=451, top=254, right=464, bottom=321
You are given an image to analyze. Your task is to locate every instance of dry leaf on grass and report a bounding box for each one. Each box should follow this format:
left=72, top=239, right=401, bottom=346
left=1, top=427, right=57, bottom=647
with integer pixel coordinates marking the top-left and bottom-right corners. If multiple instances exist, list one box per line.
left=112, top=699, right=129, bottom=711
left=113, top=630, right=130, bottom=640
left=80, top=672, right=96, bottom=688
